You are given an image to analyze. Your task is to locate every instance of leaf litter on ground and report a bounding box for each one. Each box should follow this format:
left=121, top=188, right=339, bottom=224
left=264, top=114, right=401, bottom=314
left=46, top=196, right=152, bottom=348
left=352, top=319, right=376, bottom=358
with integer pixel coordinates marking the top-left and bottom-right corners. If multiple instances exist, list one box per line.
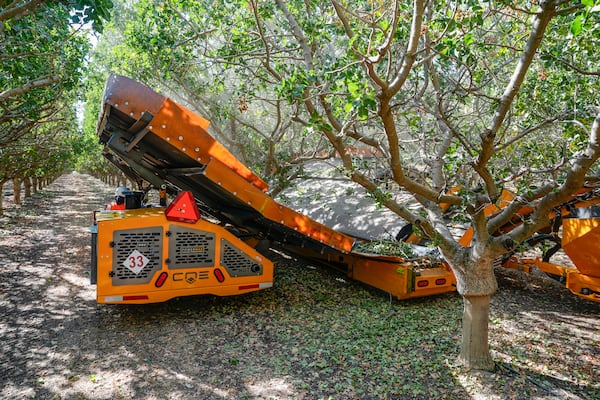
left=0, top=173, right=598, bottom=400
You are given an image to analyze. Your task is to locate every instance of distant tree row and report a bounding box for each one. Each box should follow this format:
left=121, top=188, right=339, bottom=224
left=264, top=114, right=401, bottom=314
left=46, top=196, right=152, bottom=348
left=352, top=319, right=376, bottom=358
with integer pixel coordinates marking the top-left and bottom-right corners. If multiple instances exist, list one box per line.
left=0, top=0, right=112, bottom=213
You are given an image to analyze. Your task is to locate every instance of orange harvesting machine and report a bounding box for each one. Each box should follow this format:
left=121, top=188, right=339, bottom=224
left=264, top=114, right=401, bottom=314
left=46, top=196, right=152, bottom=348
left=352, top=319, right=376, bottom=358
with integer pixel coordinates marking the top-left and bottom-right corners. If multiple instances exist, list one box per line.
left=91, top=75, right=599, bottom=304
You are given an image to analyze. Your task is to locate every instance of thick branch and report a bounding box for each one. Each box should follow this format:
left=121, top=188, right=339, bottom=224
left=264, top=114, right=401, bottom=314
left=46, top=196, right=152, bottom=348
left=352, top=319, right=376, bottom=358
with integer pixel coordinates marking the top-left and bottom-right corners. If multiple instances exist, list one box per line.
left=0, top=76, right=59, bottom=101
left=474, top=2, right=557, bottom=196
left=0, top=0, right=44, bottom=22
left=388, top=0, right=424, bottom=95
left=506, top=108, right=600, bottom=244
left=275, top=0, right=313, bottom=70
left=487, top=184, right=553, bottom=235
left=375, top=0, right=462, bottom=205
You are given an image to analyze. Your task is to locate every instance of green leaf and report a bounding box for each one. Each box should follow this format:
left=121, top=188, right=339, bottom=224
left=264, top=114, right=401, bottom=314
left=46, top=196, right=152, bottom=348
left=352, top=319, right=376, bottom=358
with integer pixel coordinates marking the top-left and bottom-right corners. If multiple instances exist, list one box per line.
left=570, top=15, right=583, bottom=36
left=347, top=81, right=360, bottom=96
left=344, top=101, right=353, bottom=113
left=463, top=33, right=475, bottom=46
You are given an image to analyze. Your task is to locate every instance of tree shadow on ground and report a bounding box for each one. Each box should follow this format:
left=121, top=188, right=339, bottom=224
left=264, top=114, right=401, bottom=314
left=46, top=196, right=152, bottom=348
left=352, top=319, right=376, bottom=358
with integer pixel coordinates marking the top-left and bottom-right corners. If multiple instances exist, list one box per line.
left=1, top=174, right=598, bottom=399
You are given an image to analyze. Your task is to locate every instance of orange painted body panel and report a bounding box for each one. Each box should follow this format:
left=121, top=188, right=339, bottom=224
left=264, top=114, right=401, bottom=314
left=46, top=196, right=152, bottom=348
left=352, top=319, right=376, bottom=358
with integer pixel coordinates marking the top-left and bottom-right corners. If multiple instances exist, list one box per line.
left=102, top=75, right=267, bottom=192
left=503, top=257, right=600, bottom=303
left=201, top=158, right=355, bottom=253
left=350, top=256, right=410, bottom=299
left=95, top=208, right=273, bottom=304
left=102, top=75, right=166, bottom=117
left=350, top=255, right=456, bottom=300
left=409, top=268, right=457, bottom=299
left=562, top=217, right=600, bottom=278
left=148, top=98, right=269, bottom=192
left=286, top=246, right=457, bottom=300
left=565, top=272, right=600, bottom=302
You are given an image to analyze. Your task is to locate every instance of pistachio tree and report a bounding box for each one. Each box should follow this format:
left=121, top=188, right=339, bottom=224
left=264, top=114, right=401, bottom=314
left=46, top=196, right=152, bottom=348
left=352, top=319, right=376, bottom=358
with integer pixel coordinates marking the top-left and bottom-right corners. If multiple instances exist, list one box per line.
left=88, top=0, right=600, bottom=371
left=1, top=0, right=112, bottom=145
left=0, top=0, right=112, bottom=208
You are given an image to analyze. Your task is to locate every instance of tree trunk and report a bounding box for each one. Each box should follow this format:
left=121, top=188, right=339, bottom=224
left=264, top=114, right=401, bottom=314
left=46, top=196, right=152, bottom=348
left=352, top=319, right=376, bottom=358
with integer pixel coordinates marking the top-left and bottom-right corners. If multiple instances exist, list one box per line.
left=0, top=181, right=4, bottom=215
left=24, top=177, right=31, bottom=198
left=459, top=294, right=495, bottom=371
left=444, top=248, right=498, bottom=372
left=13, top=177, right=21, bottom=205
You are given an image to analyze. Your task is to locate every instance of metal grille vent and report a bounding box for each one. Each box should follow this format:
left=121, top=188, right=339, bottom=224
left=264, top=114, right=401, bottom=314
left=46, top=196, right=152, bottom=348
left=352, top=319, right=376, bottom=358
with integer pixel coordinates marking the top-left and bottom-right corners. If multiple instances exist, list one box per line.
left=112, top=227, right=163, bottom=286
left=220, top=238, right=262, bottom=277
left=168, top=225, right=216, bottom=269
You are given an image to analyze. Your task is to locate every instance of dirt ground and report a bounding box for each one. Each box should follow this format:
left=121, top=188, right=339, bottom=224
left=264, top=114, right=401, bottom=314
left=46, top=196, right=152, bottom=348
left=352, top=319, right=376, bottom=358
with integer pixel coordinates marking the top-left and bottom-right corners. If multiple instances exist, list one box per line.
left=0, top=173, right=598, bottom=400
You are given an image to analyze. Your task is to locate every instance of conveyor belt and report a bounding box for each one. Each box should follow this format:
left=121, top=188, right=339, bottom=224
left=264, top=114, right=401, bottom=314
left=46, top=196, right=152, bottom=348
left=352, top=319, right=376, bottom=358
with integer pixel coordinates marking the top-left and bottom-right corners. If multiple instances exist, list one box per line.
left=98, top=75, right=355, bottom=256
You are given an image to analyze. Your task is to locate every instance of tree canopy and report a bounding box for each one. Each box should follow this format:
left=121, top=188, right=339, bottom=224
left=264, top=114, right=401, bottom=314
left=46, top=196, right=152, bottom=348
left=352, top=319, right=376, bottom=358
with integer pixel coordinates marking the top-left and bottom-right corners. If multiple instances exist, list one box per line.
left=0, top=0, right=112, bottom=190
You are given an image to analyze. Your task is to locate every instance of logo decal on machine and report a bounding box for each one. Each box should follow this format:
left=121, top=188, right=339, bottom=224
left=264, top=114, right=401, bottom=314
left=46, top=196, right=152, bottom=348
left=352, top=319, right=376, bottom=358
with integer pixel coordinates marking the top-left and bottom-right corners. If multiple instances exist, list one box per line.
left=172, top=271, right=209, bottom=284
left=123, top=249, right=149, bottom=274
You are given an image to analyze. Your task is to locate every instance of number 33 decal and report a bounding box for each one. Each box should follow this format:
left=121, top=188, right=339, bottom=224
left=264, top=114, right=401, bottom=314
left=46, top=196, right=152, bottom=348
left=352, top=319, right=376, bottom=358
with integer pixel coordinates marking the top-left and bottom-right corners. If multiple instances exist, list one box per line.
left=122, top=250, right=149, bottom=274
left=128, top=255, right=145, bottom=268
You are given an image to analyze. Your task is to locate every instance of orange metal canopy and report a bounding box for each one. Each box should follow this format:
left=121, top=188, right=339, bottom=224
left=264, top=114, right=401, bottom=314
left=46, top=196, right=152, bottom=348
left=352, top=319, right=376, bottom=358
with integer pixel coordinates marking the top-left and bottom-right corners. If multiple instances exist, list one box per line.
left=102, top=75, right=268, bottom=192
left=99, top=75, right=355, bottom=254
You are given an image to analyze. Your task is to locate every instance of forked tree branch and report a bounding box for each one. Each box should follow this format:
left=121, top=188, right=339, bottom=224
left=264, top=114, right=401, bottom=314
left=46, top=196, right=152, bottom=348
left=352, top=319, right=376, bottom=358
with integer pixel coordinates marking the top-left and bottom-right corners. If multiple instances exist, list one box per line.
left=474, top=1, right=558, bottom=198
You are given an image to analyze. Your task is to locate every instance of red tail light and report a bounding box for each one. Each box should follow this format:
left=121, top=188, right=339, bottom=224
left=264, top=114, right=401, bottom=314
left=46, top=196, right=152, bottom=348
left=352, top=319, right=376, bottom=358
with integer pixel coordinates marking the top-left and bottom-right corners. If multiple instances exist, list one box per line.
left=435, top=278, right=447, bottom=286
left=155, top=272, right=168, bottom=287
left=239, top=284, right=260, bottom=291
left=214, top=268, right=225, bottom=282
left=417, top=280, right=429, bottom=287
left=123, top=295, right=149, bottom=301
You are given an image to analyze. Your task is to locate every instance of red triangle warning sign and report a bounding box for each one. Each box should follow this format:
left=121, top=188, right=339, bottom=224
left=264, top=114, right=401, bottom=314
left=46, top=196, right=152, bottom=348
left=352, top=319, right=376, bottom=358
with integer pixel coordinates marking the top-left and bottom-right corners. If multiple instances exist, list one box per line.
left=165, top=191, right=200, bottom=223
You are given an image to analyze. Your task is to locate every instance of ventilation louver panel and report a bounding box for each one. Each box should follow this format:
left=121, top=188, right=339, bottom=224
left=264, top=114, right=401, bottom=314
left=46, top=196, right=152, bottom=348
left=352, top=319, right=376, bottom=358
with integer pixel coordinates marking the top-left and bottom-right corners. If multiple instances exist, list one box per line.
left=168, top=225, right=216, bottom=269
left=112, top=227, right=163, bottom=285
left=220, top=238, right=262, bottom=277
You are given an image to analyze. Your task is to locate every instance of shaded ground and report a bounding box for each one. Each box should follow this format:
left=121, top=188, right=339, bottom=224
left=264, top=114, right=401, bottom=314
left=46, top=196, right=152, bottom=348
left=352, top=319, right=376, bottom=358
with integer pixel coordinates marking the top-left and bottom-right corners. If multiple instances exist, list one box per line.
left=0, top=173, right=598, bottom=399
